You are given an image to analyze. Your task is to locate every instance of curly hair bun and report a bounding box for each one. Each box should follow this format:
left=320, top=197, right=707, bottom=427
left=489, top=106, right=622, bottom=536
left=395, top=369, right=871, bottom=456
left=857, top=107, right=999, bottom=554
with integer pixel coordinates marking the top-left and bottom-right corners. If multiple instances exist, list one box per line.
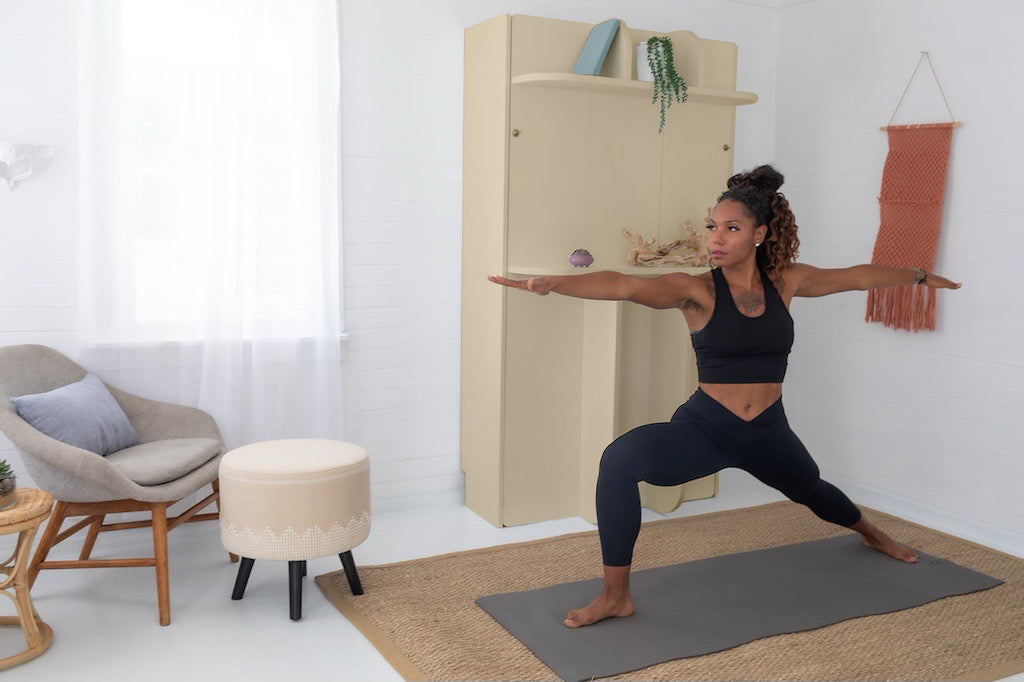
left=727, top=164, right=784, bottom=193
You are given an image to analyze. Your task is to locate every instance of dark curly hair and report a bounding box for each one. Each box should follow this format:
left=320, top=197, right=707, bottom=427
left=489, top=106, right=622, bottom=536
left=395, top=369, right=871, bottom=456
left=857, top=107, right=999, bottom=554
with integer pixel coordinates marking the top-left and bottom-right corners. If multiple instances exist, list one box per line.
left=717, top=164, right=799, bottom=290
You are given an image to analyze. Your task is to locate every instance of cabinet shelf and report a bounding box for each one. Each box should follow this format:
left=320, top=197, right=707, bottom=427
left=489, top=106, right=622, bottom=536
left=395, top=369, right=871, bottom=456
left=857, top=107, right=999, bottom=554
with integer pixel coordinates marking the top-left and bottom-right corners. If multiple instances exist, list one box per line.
left=511, top=72, right=758, bottom=106
left=507, top=264, right=708, bottom=277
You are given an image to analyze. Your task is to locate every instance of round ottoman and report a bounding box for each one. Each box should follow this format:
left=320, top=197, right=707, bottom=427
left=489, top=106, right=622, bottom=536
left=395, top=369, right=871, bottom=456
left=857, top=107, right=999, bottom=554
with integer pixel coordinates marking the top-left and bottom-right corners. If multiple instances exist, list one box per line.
left=218, top=439, right=370, bottom=620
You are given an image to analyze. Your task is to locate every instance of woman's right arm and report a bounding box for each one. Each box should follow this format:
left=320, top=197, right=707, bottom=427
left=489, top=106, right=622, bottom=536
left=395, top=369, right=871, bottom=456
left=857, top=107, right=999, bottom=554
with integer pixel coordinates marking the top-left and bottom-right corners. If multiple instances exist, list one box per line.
left=487, top=271, right=695, bottom=309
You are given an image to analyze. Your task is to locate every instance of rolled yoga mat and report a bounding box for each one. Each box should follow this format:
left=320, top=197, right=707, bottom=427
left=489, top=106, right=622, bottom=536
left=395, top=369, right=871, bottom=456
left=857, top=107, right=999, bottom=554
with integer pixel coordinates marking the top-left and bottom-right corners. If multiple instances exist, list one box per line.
left=476, top=533, right=1003, bottom=682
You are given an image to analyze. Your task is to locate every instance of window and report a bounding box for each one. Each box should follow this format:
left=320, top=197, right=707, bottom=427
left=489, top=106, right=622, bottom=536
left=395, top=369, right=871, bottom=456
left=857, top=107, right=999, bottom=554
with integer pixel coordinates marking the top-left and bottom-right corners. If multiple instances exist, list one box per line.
left=79, top=0, right=341, bottom=344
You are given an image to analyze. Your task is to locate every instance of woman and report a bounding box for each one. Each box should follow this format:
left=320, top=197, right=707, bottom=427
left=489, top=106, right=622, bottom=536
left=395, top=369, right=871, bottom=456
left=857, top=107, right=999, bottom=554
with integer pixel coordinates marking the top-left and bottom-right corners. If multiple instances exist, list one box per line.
left=487, top=165, right=962, bottom=629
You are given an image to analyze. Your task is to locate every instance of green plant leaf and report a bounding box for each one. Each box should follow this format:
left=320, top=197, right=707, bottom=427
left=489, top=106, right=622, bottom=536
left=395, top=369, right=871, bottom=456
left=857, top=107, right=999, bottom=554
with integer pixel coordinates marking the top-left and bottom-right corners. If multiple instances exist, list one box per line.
left=647, top=36, right=688, bottom=133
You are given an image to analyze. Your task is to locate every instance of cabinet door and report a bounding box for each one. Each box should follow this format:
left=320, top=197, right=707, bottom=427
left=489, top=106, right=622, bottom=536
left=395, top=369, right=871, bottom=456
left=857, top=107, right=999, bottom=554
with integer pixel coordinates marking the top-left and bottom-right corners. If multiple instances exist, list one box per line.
left=507, top=86, right=590, bottom=269
left=502, top=293, right=584, bottom=525
left=659, top=102, right=736, bottom=242
left=587, top=93, right=663, bottom=266
left=503, top=86, right=590, bottom=525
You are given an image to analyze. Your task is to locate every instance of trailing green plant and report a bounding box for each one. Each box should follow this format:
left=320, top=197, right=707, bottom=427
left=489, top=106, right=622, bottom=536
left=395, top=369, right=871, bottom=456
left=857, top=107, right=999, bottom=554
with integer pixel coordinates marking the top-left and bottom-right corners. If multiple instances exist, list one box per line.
left=0, top=459, right=11, bottom=479
left=647, top=36, right=687, bottom=133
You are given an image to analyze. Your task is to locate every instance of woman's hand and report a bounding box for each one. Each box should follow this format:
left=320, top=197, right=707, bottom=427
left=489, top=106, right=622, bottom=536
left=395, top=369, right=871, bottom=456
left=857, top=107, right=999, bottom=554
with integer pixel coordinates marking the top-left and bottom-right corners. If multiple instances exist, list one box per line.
left=924, top=272, right=962, bottom=290
left=487, top=274, right=555, bottom=295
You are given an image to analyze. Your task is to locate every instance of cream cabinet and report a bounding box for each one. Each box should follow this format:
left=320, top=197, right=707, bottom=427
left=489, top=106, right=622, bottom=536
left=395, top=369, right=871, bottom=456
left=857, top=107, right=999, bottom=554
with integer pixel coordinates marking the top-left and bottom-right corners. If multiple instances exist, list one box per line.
left=461, top=14, right=758, bottom=526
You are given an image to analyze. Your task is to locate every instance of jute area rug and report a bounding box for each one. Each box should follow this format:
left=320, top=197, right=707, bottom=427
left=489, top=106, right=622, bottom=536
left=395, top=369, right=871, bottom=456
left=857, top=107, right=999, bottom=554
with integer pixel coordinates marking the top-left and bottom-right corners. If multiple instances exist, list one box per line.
left=315, top=502, right=1024, bottom=680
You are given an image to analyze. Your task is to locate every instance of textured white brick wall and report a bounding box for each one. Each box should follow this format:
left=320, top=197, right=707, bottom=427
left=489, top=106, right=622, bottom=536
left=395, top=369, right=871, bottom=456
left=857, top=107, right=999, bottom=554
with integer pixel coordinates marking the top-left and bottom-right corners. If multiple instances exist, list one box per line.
left=0, top=1, right=78, bottom=357
left=774, top=0, right=1024, bottom=554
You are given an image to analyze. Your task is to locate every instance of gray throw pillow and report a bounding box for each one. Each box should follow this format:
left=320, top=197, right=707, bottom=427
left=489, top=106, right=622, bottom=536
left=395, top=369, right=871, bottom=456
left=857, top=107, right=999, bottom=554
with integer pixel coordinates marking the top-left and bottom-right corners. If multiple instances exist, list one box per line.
left=10, top=373, right=141, bottom=456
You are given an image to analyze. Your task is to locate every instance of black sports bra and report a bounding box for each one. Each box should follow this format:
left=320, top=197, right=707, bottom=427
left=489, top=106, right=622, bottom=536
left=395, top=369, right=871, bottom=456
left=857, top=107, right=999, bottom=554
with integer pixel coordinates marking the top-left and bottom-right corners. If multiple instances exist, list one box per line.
left=690, top=266, right=794, bottom=383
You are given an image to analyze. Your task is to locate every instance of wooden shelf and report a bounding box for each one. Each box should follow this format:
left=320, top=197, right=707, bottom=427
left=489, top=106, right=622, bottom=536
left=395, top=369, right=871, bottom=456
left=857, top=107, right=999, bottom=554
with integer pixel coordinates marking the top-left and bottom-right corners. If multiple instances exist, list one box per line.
left=511, top=73, right=758, bottom=106
left=507, top=264, right=708, bottom=277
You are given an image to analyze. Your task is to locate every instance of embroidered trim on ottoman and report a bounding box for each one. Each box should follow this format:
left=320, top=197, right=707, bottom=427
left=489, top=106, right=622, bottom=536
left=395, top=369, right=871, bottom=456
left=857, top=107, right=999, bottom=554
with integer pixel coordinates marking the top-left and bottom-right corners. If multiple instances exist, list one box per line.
left=222, top=511, right=371, bottom=561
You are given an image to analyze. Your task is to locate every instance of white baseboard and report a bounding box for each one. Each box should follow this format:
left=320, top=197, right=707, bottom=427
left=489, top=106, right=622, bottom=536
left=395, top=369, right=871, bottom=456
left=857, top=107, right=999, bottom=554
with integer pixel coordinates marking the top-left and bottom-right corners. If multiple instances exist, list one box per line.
left=825, top=472, right=1024, bottom=558
left=371, top=474, right=465, bottom=516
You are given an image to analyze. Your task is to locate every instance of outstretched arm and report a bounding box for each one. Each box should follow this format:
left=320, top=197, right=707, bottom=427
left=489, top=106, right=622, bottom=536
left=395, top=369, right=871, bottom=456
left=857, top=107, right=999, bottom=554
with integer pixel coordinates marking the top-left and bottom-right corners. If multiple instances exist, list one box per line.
left=487, top=271, right=694, bottom=309
left=789, top=263, right=961, bottom=298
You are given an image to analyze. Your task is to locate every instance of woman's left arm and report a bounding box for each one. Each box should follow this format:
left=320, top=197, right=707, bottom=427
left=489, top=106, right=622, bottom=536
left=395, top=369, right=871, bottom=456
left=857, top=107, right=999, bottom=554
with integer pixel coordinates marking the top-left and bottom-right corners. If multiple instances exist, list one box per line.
left=787, top=263, right=962, bottom=298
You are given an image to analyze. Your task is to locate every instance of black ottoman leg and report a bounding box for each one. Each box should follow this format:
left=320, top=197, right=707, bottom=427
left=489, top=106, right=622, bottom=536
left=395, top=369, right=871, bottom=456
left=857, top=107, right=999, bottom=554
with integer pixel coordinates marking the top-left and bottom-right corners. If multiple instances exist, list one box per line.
left=232, top=557, right=255, bottom=600
left=289, top=561, right=303, bottom=620
left=339, top=550, right=363, bottom=595
left=300, top=560, right=307, bottom=577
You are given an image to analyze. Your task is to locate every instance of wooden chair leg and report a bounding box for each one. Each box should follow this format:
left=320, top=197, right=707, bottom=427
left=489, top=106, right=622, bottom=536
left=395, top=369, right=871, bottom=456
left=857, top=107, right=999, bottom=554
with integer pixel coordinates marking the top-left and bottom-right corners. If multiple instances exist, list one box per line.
left=79, top=515, right=105, bottom=560
left=288, top=561, right=303, bottom=621
left=211, top=478, right=238, bottom=563
left=300, top=560, right=306, bottom=578
left=339, top=550, right=363, bottom=596
left=28, top=501, right=68, bottom=588
left=151, top=502, right=170, bottom=626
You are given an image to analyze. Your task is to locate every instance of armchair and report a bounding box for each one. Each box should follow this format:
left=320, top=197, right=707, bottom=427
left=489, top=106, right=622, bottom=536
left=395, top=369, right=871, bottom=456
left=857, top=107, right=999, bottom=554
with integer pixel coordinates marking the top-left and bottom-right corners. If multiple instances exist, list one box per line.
left=0, top=344, right=226, bottom=625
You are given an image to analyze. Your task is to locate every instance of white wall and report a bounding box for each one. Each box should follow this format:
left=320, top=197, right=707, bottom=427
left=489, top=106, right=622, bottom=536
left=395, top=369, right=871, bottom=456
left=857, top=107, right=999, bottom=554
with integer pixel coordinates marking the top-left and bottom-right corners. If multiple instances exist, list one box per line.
left=774, top=0, right=1024, bottom=554
left=0, top=0, right=776, bottom=511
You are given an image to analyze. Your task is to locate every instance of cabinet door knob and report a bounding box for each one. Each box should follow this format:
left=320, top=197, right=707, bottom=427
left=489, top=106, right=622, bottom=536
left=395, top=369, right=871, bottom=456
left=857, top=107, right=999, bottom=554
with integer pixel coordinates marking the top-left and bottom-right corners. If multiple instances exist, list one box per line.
left=722, top=143, right=731, bottom=151
left=512, top=129, right=521, bottom=137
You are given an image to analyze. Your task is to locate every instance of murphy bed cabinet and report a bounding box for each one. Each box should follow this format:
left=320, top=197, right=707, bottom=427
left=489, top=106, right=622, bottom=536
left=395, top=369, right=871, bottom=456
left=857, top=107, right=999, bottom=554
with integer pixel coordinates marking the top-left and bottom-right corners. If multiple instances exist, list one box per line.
left=461, top=14, right=758, bottom=526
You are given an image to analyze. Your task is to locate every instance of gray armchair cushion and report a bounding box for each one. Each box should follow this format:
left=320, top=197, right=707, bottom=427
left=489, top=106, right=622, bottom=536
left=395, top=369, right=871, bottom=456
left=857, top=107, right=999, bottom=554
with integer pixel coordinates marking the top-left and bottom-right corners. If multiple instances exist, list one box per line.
left=105, top=438, right=221, bottom=486
left=10, top=373, right=141, bottom=456
left=0, top=345, right=225, bottom=503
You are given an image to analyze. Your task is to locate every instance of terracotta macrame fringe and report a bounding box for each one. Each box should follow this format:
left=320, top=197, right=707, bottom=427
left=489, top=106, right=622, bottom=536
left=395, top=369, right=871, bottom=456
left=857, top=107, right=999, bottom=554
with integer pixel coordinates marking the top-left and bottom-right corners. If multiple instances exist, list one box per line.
left=865, top=123, right=954, bottom=332
left=865, top=282, right=936, bottom=332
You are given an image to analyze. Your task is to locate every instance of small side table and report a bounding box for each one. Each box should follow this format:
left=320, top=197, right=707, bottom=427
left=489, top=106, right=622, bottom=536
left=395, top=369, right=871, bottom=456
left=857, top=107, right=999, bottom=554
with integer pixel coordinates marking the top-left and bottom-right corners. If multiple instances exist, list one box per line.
left=0, top=488, right=54, bottom=670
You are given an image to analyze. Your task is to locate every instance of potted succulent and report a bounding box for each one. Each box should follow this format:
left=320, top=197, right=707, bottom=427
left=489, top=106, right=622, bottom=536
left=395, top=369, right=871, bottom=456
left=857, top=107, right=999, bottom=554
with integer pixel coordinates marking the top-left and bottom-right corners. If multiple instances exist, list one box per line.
left=643, top=36, right=688, bottom=133
left=0, top=459, right=16, bottom=511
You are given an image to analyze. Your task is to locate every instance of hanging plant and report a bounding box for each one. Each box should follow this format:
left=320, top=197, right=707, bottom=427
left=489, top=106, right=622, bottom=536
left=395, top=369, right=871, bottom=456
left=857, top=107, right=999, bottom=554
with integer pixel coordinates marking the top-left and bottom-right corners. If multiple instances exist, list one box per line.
left=647, top=36, right=687, bottom=133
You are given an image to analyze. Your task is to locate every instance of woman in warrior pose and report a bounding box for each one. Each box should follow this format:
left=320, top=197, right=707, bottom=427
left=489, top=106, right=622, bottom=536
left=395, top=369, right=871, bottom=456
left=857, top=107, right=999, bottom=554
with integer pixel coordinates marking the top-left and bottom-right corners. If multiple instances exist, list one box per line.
left=488, top=165, right=961, bottom=629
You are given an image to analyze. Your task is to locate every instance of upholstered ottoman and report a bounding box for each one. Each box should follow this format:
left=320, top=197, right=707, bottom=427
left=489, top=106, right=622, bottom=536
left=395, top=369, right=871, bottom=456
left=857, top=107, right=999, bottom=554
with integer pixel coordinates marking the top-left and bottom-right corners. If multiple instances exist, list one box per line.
left=218, top=439, right=370, bottom=620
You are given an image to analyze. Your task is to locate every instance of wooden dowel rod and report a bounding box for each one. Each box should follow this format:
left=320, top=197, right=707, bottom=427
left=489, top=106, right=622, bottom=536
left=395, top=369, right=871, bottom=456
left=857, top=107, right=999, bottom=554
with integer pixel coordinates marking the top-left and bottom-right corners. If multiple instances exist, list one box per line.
left=99, top=520, right=154, bottom=532
left=38, top=558, right=156, bottom=569
left=166, top=493, right=218, bottom=531
left=182, top=512, right=219, bottom=524
left=53, top=516, right=100, bottom=545
left=879, top=121, right=962, bottom=130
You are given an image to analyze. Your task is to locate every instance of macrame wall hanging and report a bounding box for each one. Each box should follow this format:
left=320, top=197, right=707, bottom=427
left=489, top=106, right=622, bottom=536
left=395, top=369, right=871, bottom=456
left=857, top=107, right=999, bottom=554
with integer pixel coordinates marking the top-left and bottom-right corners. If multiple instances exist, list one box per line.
left=865, top=51, right=960, bottom=332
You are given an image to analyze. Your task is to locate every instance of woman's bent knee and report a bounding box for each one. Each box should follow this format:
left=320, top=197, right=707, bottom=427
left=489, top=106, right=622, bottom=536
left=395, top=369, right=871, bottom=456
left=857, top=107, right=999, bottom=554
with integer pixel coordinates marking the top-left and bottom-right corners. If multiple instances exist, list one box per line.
left=598, top=441, right=636, bottom=480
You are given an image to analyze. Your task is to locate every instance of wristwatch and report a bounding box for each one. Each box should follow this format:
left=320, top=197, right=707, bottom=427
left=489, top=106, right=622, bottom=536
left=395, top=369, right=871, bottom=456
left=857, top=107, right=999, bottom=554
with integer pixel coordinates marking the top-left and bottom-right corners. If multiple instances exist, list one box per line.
left=912, top=267, right=928, bottom=285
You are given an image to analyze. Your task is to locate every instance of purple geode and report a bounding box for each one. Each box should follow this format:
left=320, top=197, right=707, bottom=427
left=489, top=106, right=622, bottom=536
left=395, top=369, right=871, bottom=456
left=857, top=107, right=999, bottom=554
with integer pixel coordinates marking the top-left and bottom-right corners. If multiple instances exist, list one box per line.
left=569, top=249, right=594, bottom=267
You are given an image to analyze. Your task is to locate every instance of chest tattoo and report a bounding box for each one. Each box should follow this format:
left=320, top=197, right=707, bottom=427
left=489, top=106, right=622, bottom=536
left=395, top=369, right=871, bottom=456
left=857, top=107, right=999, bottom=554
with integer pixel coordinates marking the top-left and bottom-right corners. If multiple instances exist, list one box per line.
left=733, top=289, right=765, bottom=316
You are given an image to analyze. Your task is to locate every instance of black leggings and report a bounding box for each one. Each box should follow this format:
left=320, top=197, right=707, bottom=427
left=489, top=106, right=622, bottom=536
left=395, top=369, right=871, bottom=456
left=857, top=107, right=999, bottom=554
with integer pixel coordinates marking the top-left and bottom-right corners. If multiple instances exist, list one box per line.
left=597, top=388, right=862, bottom=566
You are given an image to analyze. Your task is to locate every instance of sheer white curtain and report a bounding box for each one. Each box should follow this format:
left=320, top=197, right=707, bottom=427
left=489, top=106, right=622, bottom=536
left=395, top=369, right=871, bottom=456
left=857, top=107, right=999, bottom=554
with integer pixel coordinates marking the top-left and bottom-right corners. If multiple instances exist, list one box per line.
left=78, top=0, right=344, bottom=448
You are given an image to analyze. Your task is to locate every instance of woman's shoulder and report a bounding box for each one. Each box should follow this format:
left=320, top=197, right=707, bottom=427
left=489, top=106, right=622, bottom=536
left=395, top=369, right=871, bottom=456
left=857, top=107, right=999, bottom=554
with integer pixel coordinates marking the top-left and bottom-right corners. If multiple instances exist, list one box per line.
left=678, top=270, right=716, bottom=308
left=776, top=262, right=818, bottom=280
left=772, top=262, right=814, bottom=303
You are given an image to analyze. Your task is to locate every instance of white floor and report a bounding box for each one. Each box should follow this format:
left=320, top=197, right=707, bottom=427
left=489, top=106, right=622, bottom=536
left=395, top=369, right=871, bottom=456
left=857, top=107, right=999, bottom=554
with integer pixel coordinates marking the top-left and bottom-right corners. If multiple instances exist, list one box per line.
left=1, top=472, right=1021, bottom=682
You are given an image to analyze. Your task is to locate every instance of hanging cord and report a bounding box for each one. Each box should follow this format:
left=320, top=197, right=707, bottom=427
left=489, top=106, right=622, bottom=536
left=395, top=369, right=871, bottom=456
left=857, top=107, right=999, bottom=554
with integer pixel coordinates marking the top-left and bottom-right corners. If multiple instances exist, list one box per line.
left=884, top=51, right=960, bottom=129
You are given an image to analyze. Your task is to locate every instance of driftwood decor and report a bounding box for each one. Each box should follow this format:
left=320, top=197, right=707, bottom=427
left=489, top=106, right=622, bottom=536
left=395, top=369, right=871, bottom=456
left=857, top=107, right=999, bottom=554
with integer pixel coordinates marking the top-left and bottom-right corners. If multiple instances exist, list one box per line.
left=623, top=219, right=710, bottom=267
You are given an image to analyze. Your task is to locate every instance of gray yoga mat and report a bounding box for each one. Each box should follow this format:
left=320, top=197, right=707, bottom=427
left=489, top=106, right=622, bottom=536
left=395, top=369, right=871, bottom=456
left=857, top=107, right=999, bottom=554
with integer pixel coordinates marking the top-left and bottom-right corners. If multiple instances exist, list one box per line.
left=476, top=534, right=1003, bottom=682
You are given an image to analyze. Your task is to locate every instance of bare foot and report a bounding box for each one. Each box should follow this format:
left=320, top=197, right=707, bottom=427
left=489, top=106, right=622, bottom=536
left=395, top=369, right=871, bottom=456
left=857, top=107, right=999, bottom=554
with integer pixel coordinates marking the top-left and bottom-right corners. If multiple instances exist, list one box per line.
left=563, top=593, right=634, bottom=628
left=851, top=516, right=918, bottom=563
left=861, top=531, right=919, bottom=563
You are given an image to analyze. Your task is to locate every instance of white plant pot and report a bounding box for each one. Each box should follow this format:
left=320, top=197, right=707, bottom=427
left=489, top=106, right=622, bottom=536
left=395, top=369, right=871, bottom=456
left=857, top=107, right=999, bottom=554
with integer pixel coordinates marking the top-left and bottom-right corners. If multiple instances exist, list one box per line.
left=636, top=41, right=667, bottom=82
left=636, top=42, right=653, bottom=82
